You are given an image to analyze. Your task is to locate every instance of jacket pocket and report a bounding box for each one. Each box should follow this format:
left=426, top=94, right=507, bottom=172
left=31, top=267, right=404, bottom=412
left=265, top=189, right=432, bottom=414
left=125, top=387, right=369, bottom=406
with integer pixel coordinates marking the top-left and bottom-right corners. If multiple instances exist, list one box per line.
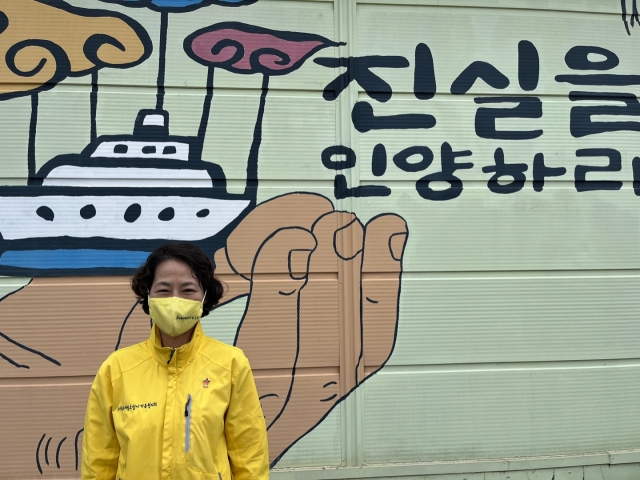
left=185, top=394, right=192, bottom=453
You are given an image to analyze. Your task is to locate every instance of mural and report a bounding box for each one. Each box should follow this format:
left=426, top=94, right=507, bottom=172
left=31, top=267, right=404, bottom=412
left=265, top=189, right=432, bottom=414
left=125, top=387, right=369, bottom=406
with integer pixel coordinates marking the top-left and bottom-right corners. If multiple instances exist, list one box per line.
left=0, top=0, right=406, bottom=476
left=2, top=0, right=640, bottom=478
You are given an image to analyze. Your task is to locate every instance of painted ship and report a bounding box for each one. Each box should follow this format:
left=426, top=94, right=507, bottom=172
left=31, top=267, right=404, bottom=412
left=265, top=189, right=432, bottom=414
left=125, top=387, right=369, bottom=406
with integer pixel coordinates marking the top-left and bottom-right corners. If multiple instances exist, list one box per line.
left=0, top=110, right=254, bottom=276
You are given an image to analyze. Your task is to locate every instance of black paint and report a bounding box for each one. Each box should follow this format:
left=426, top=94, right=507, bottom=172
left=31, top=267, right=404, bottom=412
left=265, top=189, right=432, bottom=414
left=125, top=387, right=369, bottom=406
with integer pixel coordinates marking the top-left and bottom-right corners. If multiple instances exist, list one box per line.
left=416, top=143, right=473, bottom=201
left=0, top=331, right=61, bottom=365
left=36, top=206, right=54, bottom=222
left=482, top=148, right=528, bottom=194
left=574, top=148, right=623, bottom=192
left=451, top=61, right=509, bottom=94
left=124, top=203, right=142, bottom=223
left=414, top=43, right=436, bottom=100
left=565, top=46, right=619, bottom=70
left=321, top=145, right=357, bottom=170
left=0, top=352, right=29, bottom=369
left=393, top=146, right=434, bottom=173
left=56, top=437, right=67, bottom=469
left=533, top=153, right=566, bottom=192
left=245, top=75, right=269, bottom=205
left=196, top=209, right=210, bottom=218
left=90, top=72, right=98, bottom=144
left=80, top=204, right=97, bottom=219
left=352, top=101, right=436, bottom=133
left=569, top=91, right=640, bottom=137
left=36, top=434, right=45, bottom=475
left=28, top=94, right=38, bottom=183
left=315, top=55, right=409, bottom=102
left=158, top=207, right=175, bottom=221
left=197, top=67, right=215, bottom=150
left=474, top=96, right=543, bottom=140
left=518, top=40, right=539, bottom=91
left=157, top=11, right=168, bottom=110
left=334, top=175, right=391, bottom=199
left=372, top=143, right=387, bottom=177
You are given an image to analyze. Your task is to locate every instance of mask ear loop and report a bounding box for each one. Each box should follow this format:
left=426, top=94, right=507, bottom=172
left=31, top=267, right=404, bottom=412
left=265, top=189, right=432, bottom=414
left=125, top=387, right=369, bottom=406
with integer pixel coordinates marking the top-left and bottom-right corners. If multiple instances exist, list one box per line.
left=202, top=290, right=207, bottom=304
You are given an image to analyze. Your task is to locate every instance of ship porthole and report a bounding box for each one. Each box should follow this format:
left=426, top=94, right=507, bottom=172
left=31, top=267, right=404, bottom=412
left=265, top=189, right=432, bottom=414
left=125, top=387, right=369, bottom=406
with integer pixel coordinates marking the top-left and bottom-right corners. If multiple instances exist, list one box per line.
left=36, top=206, right=54, bottom=222
left=80, top=204, right=96, bottom=220
left=124, top=203, right=142, bottom=223
left=196, top=209, right=210, bottom=218
left=159, top=207, right=175, bottom=221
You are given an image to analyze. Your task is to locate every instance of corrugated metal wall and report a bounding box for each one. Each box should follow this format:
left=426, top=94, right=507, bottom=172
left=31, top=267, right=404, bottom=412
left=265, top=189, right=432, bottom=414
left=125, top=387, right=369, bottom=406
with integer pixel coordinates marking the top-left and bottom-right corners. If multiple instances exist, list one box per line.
left=0, top=0, right=639, bottom=479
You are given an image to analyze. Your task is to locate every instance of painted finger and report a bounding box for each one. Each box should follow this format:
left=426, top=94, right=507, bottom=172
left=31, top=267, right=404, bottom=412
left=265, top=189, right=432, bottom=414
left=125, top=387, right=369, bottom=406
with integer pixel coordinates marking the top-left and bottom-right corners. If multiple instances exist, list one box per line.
left=261, top=371, right=340, bottom=467
left=213, top=248, right=250, bottom=306
left=298, top=212, right=364, bottom=392
left=234, top=227, right=317, bottom=425
left=225, top=193, right=333, bottom=278
left=358, top=214, right=408, bottom=384
left=0, top=277, right=148, bottom=377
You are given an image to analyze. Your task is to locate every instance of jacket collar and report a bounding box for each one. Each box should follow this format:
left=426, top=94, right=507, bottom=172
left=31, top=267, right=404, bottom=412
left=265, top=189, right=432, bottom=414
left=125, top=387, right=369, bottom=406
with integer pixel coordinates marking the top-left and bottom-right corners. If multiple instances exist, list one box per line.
left=148, top=321, right=203, bottom=369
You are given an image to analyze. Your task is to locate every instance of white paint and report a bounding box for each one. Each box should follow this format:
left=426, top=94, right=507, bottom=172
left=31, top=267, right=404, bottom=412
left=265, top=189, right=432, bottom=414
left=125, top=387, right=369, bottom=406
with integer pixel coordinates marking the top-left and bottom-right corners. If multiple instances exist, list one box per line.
left=43, top=166, right=213, bottom=188
left=91, top=141, right=189, bottom=161
left=142, top=114, right=166, bottom=127
left=0, top=196, right=251, bottom=241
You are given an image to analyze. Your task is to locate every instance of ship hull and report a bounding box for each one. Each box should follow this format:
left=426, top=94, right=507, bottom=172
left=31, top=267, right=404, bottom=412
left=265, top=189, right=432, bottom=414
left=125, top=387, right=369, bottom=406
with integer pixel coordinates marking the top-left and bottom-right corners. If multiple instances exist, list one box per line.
left=0, top=185, right=254, bottom=276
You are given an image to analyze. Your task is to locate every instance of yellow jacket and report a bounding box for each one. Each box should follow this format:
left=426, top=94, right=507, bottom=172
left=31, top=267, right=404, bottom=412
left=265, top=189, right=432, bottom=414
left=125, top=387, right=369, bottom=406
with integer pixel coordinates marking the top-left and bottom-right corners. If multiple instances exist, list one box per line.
left=82, top=322, right=269, bottom=480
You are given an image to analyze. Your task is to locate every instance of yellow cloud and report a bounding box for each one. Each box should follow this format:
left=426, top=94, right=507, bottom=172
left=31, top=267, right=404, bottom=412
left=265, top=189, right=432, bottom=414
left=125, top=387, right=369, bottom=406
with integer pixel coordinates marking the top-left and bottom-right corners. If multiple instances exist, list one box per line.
left=0, top=0, right=152, bottom=99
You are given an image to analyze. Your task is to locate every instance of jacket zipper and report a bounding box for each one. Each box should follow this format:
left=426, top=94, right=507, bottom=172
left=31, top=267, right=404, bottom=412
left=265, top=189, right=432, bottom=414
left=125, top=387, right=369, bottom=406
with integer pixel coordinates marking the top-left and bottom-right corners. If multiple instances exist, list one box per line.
left=185, top=394, right=192, bottom=453
left=167, top=348, right=175, bottom=364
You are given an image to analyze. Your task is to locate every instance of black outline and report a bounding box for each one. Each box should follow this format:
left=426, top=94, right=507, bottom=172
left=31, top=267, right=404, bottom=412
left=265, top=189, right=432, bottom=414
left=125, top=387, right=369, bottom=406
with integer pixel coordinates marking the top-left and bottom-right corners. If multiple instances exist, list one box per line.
left=259, top=393, right=278, bottom=400
left=28, top=94, right=39, bottom=182
left=319, top=394, right=337, bottom=402
left=74, top=429, right=84, bottom=471
left=245, top=75, right=268, bottom=203
left=36, top=433, right=46, bottom=474
left=55, top=437, right=67, bottom=469
left=0, top=331, right=61, bottom=366
left=623, top=0, right=631, bottom=34
left=98, top=0, right=258, bottom=13
left=115, top=299, right=141, bottom=350
left=197, top=67, right=215, bottom=148
left=0, top=352, right=29, bottom=368
left=91, top=72, right=98, bottom=143
left=157, top=11, right=168, bottom=110
left=184, top=22, right=342, bottom=76
left=44, top=437, right=52, bottom=465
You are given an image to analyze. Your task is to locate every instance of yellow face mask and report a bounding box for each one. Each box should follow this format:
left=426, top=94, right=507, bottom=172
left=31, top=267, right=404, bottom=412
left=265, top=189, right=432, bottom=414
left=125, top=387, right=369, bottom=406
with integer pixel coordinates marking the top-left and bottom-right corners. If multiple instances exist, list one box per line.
left=148, top=293, right=205, bottom=337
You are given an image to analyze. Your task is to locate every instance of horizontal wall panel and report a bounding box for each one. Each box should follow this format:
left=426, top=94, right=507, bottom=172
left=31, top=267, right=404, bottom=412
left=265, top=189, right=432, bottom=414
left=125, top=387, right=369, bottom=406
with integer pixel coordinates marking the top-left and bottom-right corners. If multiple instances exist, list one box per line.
left=0, top=277, right=149, bottom=378
left=359, top=187, right=640, bottom=272
left=357, top=3, right=634, bottom=96
left=363, top=365, right=640, bottom=463
left=385, top=276, right=640, bottom=366
left=275, top=403, right=342, bottom=468
left=356, top=95, right=640, bottom=183
left=0, top=383, right=91, bottom=479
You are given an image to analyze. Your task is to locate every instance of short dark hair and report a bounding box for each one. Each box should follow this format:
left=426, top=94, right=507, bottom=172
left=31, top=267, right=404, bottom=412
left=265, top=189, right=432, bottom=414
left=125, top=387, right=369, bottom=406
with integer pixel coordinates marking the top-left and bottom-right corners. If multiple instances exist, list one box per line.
left=131, top=243, right=224, bottom=316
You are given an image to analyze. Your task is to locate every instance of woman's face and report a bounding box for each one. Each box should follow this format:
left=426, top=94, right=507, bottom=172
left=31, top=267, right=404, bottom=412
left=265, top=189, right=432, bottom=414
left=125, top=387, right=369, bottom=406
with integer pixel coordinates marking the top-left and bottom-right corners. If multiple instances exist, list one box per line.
left=149, top=259, right=204, bottom=300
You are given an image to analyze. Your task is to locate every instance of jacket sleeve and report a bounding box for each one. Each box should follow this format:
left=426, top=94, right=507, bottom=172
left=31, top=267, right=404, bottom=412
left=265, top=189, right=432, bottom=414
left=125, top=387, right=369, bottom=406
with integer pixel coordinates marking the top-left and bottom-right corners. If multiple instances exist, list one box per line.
left=225, top=354, right=270, bottom=480
left=81, top=362, right=120, bottom=480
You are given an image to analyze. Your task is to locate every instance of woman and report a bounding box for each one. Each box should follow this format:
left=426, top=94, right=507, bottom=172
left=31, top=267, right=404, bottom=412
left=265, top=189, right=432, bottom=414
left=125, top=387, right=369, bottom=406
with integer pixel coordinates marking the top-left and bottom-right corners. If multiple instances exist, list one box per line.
left=82, top=243, right=269, bottom=480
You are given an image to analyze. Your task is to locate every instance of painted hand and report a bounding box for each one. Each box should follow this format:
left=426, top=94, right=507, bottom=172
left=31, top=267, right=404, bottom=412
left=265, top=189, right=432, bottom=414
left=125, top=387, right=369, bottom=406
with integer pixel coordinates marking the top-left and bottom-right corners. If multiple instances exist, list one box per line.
left=214, top=192, right=408, bottom=466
